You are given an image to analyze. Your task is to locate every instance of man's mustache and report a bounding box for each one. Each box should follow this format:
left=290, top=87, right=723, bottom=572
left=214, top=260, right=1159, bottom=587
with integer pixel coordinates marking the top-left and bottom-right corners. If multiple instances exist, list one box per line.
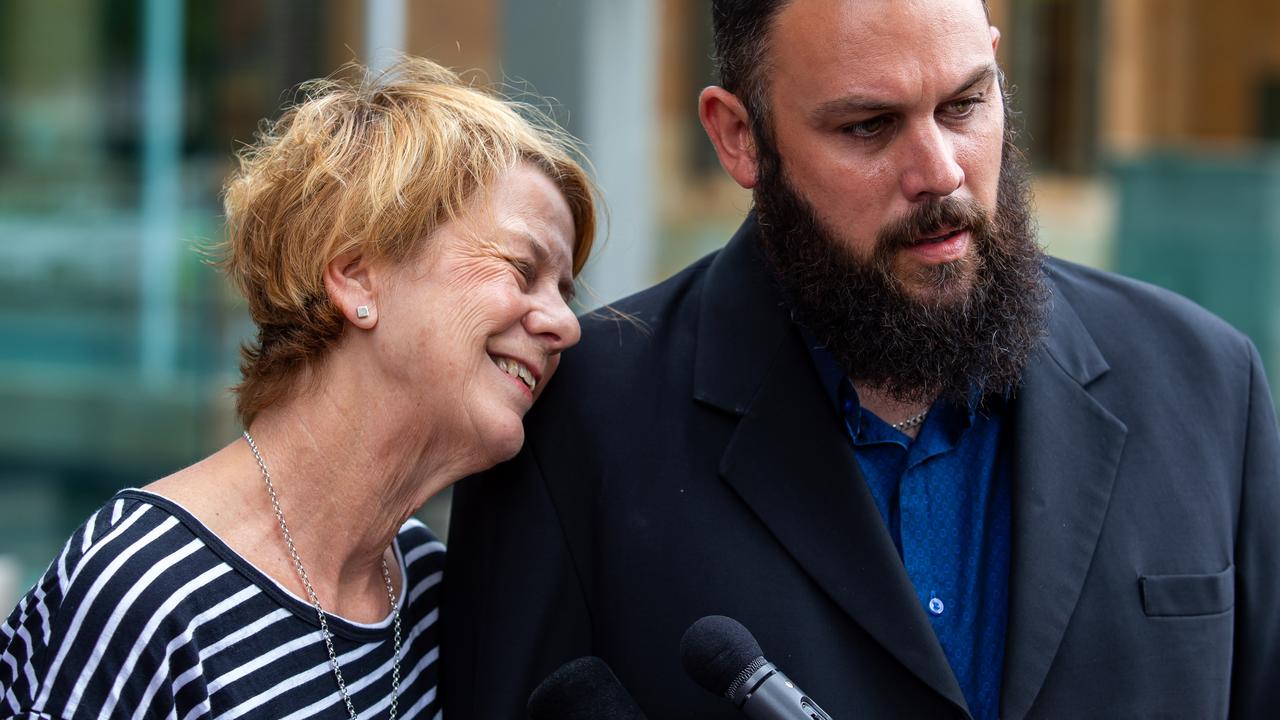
left=878, top=198, right=988, bottom=251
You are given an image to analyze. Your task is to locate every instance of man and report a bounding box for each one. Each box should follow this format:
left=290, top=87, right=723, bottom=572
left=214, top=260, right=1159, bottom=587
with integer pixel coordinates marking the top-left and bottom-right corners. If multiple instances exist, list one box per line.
left=442, top=1, right=1280, bottom=717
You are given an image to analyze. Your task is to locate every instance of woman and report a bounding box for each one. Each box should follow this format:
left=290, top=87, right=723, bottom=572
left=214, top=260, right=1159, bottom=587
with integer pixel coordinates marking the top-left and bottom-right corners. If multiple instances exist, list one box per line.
left=0, top=57, right=595, bottom=718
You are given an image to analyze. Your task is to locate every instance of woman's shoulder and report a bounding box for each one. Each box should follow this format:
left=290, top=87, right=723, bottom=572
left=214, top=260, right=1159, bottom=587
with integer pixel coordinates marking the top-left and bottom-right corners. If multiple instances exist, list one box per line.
left=3, top=489, right=233, bottom=634
left=29, top=490, right=199, bottom=606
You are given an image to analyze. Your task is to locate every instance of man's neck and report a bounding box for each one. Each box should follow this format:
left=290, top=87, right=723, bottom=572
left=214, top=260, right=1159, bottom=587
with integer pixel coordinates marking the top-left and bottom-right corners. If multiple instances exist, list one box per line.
left=853, top=382, right=935, bottom=440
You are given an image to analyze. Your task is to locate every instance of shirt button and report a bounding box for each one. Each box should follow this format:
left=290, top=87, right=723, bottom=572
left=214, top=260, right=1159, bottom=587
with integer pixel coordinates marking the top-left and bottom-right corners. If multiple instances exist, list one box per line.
left=928, top=597, right=945, bottom=616
left=842, top=399, right=856, bottom=415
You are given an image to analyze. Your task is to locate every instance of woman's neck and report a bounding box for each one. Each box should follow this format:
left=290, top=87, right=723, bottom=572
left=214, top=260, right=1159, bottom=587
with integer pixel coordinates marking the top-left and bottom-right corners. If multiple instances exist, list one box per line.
left=148, top=367, right=466, bottom=621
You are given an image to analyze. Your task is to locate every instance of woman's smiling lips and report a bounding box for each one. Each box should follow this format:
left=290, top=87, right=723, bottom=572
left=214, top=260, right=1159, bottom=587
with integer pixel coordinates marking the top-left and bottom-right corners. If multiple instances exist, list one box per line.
left=490, top=354, right=539, bottom=400
left=904, top=228, right=971, bottom=264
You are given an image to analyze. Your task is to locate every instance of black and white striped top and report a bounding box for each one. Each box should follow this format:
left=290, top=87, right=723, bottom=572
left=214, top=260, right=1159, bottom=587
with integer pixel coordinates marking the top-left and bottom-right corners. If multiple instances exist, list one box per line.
left=0, top=490, right=445, bottom=719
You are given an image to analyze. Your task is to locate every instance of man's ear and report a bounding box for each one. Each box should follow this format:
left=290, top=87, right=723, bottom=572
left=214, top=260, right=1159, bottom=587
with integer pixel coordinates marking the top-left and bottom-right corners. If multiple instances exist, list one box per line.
left=698, top=86, right=760, bottom=189
left=990, top=25, right=1001, bottom=54
left=324, top=250, right=379, bottom=329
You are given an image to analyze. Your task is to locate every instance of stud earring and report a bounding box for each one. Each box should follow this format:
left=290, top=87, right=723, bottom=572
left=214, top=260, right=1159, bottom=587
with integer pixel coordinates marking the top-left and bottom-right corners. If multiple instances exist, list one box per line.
left=356, top=305, right=370, bottom=319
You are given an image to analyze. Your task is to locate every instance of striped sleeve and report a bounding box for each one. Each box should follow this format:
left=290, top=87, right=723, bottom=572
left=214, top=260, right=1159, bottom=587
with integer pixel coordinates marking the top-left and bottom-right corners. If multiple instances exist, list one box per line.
left=0, top=500, right=216, bottom=719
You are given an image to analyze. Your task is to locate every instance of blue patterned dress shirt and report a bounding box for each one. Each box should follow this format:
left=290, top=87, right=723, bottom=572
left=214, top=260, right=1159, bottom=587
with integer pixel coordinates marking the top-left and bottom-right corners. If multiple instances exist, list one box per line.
left=805, top=340, right=1011, bottom=720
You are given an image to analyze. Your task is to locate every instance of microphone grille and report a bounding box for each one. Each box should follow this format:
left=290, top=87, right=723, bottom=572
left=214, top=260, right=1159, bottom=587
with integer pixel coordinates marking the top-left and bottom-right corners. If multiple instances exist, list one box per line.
left=724, top=656, right=769, bottom=699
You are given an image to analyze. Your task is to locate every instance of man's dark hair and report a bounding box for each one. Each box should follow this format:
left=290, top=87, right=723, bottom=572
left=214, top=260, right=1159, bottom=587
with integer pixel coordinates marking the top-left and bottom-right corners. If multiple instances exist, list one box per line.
left=710, top=0, right=791, bottom=119
left=711, top=0, right=990, bottom=120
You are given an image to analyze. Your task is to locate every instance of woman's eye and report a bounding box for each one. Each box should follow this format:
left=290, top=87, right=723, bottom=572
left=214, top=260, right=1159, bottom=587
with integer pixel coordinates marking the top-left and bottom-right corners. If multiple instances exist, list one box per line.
left=511, top=258, right=536, bottom=285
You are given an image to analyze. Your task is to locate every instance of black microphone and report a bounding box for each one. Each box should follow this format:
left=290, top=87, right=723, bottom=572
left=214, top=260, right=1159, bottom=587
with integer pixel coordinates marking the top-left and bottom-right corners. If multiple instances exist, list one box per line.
left=527, top=656, right=648, bottom=720
left=679, top=615, right=834, bottom=720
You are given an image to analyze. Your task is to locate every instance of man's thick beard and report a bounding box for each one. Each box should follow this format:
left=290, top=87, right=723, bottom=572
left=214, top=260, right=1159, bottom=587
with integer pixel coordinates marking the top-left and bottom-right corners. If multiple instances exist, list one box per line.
left=754, top=116, right=1048, bottom=405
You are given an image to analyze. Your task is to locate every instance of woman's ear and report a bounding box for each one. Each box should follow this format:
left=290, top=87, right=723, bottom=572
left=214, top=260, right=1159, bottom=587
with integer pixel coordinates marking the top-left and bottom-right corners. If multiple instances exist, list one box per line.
left=324, top=250, right=379, bottom=329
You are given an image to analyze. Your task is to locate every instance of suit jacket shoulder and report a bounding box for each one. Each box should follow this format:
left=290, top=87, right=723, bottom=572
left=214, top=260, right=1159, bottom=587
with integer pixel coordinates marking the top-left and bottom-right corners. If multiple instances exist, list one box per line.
left=564, top=250, right=715, bottom=377
left=1044, top=256, right=1256, bottom=376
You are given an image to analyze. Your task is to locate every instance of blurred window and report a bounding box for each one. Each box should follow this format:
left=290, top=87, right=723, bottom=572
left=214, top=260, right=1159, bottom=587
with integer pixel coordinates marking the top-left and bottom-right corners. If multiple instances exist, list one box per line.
left=1007, top=0, right=1102, bottom=174
left=0, top=0, right=341, bottom=598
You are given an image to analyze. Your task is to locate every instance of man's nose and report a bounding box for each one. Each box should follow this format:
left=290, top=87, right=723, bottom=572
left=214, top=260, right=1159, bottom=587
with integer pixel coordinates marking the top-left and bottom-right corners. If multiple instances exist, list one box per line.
left=898, top=121, right=965, bottom=202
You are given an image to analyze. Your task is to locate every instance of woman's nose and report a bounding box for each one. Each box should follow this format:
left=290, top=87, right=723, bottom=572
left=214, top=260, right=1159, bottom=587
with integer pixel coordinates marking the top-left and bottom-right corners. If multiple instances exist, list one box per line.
left=525, top=291, right=581, bottom=353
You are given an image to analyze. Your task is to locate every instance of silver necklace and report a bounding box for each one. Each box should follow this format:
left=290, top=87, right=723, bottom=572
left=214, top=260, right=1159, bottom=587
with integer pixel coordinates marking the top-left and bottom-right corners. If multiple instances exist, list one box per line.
left=243, top=431, right=401, bottom=720
left=890, top=410, right=929, bottom=432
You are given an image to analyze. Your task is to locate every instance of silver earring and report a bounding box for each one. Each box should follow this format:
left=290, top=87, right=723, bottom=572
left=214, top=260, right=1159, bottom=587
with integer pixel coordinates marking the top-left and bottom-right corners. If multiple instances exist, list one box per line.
left=356, top=305, right=370, bottom=319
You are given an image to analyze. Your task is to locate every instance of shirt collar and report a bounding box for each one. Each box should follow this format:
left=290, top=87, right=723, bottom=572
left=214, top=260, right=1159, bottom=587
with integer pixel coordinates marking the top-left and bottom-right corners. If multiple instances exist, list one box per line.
left=800, top=326, right=850, bottom=420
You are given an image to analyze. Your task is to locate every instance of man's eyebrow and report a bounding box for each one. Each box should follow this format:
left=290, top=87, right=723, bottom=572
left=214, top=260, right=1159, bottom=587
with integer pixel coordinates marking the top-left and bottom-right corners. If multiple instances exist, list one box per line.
left=811, top=64, right=999, bottom=121
left=949, top=64, right=998, bottom=100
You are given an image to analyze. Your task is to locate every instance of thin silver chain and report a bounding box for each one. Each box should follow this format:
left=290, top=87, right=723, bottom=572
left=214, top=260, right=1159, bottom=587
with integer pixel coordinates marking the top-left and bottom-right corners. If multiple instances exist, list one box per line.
left=243, top=431, right=401, bottom=720
left=891, top=410, right=929, bottom=432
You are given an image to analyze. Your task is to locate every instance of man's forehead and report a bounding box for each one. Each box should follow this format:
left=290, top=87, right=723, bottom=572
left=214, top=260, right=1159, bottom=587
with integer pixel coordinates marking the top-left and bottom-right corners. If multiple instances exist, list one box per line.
left=771, top=0, right=990, bottom=34
left=767, top=0, right=996, bottom=105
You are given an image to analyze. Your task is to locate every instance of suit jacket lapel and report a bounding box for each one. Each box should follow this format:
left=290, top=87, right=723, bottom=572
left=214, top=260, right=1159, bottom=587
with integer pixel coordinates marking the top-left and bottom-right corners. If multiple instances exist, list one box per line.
left=694, top=218, right=969, bottom=712
left=1000, top=279, right=1128, bottom=720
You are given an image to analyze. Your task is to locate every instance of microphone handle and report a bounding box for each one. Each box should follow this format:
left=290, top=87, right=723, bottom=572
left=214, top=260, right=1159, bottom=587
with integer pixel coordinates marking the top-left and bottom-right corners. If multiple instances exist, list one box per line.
left=736, top=663, right=834, bottom=720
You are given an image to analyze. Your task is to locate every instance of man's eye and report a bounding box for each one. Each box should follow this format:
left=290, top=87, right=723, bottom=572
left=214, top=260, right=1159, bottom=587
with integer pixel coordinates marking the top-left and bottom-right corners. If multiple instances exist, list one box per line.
left=843, top=116, right=893, bottom=139
left=945, top=95, right=986, bottom=118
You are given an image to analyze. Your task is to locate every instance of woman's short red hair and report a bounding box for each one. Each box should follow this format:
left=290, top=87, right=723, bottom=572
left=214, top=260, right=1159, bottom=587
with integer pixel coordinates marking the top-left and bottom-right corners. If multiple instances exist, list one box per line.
left=221, top=57, right=597, bottom=426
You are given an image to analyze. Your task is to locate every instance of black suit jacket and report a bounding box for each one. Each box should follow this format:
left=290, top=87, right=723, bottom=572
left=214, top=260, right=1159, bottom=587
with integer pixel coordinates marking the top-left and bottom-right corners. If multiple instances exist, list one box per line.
left=442, top=218, right=1280, bottom=719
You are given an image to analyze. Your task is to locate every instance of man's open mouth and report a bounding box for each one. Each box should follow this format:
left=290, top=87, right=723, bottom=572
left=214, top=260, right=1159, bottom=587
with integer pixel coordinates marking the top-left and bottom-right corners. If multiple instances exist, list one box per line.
left=917, top=227, right=965, bottom=244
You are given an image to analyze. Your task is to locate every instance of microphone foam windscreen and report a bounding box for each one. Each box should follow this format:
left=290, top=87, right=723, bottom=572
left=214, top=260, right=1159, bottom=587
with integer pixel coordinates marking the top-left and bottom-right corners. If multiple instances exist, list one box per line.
left=527, top=656, right=647, bottom=720
left=679, top=615, right=764, bottom=697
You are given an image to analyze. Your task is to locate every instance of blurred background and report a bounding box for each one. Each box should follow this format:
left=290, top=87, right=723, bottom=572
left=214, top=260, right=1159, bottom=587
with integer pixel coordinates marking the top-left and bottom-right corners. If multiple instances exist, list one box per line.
left=3, top=0, right=1280, bottom=608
